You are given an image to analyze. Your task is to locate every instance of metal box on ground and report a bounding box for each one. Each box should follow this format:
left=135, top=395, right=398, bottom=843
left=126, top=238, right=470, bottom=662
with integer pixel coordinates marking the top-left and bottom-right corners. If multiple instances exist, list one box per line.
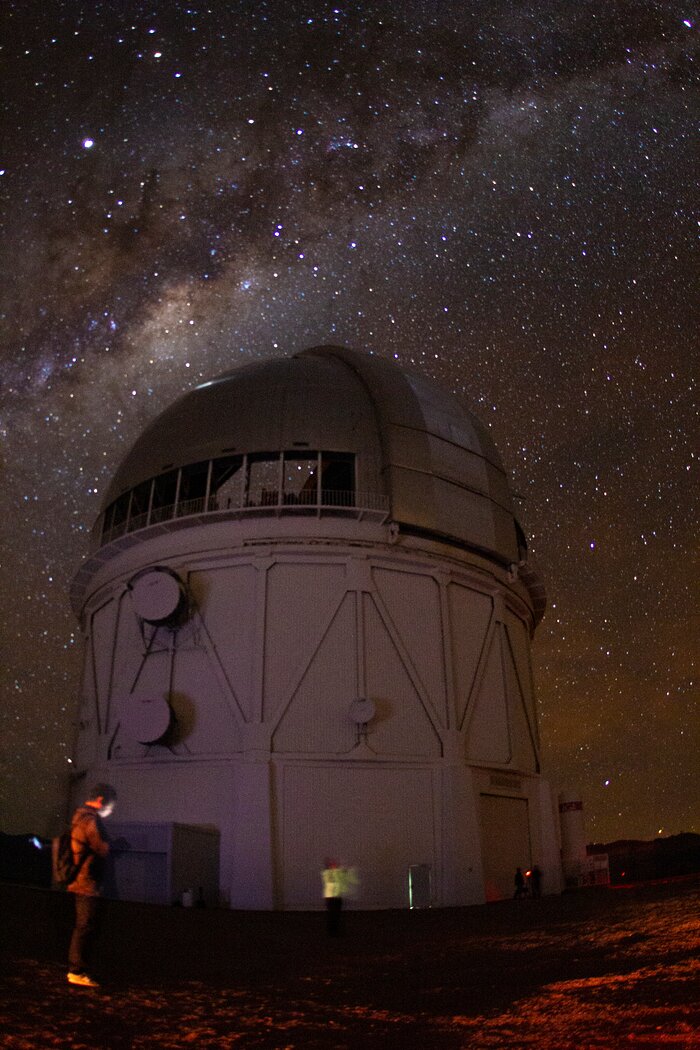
left=104, top=822, right=219, bottom=907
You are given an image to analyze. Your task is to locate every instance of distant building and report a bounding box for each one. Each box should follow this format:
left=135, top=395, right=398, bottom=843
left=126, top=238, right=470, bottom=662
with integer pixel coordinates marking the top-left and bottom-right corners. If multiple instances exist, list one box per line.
left=69, top=346, right=561, bottom=908
left=588, top=834, right=700, bottom=884
left=559, top=794, right=610, bottom=888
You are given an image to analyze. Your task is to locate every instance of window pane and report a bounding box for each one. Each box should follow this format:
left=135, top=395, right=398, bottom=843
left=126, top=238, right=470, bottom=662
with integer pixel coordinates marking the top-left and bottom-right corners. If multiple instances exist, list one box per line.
left=321, top=453, right=355, bottom=505
left=111, top=491, right=131, bottom=532
left=151, top=469, right=179, bottom=522
left=101, top=503, right=114, bottom=539
left=129, top=479, right=152, bottom=530
left=283, top=454, right=317, bottom=504
left=211, top=456, right=243, bottom=510
left=178, top=461, right=209, bottom=516
left=246, top=454, right=281, bottom=507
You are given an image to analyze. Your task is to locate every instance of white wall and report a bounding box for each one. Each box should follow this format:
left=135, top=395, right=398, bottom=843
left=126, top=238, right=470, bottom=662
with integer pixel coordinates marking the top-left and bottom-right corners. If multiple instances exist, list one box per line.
left=72, top=524, right=558, bottom=907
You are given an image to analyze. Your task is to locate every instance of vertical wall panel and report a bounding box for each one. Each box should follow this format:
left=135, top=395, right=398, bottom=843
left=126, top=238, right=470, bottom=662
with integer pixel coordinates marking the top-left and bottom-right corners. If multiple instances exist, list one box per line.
left=111, top=594, right=149, bottom=733
left=191, top=565, right=258, bottom=723
left=279, top=763, right=436, bottom=908
left=506, top=613, right=540, bottom=751
left=363, top=596, right=442, bottom=756
left=372, top=568, right=448, bottom=726
left=264, top=562, right=347, bottom=722
left=111, top=645, right=172, bottom=760
left=466, top=628, right=510, bottom=763
left=502, top=631, right=538, bottom=773
left=170, top=646, right=242, bottom=754
left=272, top=594, right=357, bottom=753
left=90, top=597, right=122, bottom=736
left=447, top=584, right=493, bottom=729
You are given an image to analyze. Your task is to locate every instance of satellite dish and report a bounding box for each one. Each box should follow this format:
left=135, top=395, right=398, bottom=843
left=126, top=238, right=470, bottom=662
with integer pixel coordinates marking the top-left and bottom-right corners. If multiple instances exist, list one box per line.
left=129, top=567, right=185, bottom=624
left=121, top=695, right=172, bottom=744
left=348, top=698, right=376, bottom=725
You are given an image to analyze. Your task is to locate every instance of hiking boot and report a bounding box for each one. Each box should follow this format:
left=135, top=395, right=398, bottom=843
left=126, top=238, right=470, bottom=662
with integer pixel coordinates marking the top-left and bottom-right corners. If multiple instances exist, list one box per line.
left=67, top=971, right=100, bottom=987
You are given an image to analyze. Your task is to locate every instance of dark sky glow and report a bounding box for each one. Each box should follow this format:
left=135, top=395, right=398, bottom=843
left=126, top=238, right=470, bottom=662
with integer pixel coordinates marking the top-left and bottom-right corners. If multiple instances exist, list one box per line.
left=0, top=1, right=697, bottom=840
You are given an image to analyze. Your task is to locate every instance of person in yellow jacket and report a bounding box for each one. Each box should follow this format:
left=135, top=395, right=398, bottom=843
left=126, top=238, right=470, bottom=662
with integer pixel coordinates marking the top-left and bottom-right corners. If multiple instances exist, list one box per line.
left=321, top=859, right=357, bottom=935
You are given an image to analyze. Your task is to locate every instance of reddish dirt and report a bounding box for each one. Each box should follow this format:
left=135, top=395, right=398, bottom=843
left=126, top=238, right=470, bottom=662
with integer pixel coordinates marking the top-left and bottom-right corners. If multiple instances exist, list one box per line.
left=0, top=877, right=698, bottom=1048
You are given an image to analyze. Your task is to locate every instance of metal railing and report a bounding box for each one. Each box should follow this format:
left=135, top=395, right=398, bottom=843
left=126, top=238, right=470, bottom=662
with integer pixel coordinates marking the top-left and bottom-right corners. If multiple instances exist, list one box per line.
left=98, top=489, right=389, bottom=547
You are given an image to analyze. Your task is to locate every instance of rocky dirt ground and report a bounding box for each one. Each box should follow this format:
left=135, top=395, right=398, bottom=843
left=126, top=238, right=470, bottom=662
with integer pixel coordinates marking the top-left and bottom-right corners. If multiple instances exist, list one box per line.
left=0, top=876, right=698, bottom=1049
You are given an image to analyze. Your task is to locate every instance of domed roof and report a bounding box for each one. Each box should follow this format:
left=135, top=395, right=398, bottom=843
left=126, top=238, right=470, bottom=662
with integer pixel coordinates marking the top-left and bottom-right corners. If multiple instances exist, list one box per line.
left=102, top=346, right=521, bottom=565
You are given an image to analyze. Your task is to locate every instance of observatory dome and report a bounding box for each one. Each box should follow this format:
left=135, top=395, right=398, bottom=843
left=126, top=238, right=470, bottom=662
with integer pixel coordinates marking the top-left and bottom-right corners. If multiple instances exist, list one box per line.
left=71, top=344, right=556, bottom=909
left=98, top=346, right=523, bottom=568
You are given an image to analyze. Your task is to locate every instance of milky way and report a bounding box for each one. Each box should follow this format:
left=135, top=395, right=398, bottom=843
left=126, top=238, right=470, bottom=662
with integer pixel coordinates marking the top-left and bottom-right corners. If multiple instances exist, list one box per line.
left=0, top=1, right=697, bottom=841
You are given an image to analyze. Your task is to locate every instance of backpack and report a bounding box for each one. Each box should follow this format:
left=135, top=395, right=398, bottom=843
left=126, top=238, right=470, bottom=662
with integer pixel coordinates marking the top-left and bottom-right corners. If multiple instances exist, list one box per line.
left=51, top=827, right=86, bottom=889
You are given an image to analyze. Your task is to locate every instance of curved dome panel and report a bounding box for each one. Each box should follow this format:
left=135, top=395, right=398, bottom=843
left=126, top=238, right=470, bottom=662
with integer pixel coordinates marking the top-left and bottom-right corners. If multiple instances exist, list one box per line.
left=104, top=353, right=383, bottom=504
left=300, top=348, right=518, bottom=563
left=101, top=346, right=521, bottom=565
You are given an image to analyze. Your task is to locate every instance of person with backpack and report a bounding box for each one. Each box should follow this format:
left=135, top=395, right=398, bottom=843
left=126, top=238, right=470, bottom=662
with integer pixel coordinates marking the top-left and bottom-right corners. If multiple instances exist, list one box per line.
left=65, top=783, right=117, bottom=988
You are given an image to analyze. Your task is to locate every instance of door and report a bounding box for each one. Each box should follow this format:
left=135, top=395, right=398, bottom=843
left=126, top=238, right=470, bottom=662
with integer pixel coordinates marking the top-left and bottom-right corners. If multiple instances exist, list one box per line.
left=480, top=794, right=531, bottom=901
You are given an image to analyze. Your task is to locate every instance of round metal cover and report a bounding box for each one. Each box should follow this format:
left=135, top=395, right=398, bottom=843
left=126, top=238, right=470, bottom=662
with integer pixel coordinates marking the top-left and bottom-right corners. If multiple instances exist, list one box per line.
left=348, top=697, right=376, bottom=725
left=130, top=569, right=183, bottom=623
left=121, top=695, right=172, bottom=744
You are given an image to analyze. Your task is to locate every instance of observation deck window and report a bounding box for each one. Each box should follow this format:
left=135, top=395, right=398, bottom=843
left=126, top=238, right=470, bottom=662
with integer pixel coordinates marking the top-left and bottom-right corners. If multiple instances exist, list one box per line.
left=129, top=479, right=152, bottom=531
left=99, top=451, right=367, bottom=545
left=515, top=521, right=529, bottom=562
left=210, top=456, right=244, bottom=510
left=284, top=453, right=317, bottom=505
left=109, top=490, right=131, bottom=537
left=151, top=469, right=179, bottom=524
left=321, top=452, right=354, bottom=503
left=246, top=453, right=283, bottom=507
left=178, top=460, right=209, bottom=517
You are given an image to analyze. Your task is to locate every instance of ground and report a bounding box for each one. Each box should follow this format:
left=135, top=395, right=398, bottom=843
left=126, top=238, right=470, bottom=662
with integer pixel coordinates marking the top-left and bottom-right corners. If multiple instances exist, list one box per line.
left=0, top=877, right=698, bottom=1048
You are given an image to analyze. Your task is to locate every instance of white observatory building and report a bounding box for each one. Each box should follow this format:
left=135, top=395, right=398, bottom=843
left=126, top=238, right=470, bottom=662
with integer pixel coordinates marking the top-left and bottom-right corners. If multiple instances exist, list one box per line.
left=69, top=346, right=561, bottom=909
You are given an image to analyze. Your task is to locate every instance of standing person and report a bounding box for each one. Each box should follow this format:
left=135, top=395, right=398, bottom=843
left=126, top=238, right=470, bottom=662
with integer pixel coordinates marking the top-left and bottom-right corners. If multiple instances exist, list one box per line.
left=513, top=866, right=527, bottom=899
left=66, top=783, right=117, bottom=987
left=321, top=859, right=344, bottom=936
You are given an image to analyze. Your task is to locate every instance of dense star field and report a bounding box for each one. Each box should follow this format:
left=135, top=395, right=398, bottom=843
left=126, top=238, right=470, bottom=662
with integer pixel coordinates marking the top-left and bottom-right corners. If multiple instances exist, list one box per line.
left=0, top=1, right=697, bottom=840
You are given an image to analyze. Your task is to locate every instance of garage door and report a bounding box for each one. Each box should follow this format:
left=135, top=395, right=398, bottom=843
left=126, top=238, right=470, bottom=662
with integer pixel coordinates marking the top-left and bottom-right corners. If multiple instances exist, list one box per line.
left=480, top=794, right=531, bottom=901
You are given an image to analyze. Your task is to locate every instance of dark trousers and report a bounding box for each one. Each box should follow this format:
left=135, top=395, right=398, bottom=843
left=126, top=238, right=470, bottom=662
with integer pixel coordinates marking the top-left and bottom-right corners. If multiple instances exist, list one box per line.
left=325, top=896, right=342, bottom=936
left=68, top=893, right=99, bottom=974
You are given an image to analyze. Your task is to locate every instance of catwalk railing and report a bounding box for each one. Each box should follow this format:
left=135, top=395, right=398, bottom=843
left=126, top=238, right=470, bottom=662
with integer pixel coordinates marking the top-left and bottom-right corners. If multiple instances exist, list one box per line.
left=97, top=488, right=390, bottom=547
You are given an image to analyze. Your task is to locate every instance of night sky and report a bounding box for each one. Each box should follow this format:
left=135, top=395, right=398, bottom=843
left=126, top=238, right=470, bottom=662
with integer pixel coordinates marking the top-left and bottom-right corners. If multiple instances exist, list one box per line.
left=1, top=1, right=697, bottom=842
